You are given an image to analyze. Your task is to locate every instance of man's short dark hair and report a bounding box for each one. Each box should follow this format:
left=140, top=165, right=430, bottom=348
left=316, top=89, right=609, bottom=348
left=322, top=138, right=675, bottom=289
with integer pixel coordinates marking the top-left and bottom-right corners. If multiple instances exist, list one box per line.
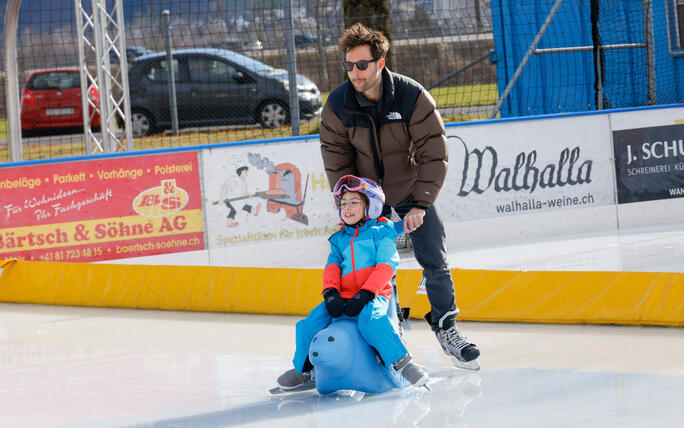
left=339, top=23, right=389, bottom=59
left=236, top=166, right=248, bottom=176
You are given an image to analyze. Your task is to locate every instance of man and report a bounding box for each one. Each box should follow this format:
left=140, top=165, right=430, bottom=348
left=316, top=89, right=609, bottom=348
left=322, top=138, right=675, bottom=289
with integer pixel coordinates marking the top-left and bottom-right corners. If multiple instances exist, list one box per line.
left=216, top=166, right=260, bottom=228
left=319, top=23, right=480, bottom=366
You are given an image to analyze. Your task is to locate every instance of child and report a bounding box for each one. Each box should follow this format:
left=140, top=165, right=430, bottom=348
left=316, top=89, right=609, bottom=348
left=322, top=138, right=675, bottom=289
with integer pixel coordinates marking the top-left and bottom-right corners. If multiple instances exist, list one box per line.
left=276, top=175, right=428, bottom=391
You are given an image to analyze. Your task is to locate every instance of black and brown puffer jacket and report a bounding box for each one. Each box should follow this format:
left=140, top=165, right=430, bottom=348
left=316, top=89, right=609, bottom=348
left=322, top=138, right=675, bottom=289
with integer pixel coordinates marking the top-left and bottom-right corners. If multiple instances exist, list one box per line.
left=319, top=67, right=448, bottom=208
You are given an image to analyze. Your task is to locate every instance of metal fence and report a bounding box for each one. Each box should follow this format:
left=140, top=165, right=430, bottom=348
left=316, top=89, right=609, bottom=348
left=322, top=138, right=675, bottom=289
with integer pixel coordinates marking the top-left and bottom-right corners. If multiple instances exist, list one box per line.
left=0, top=0, right=496, bottom=162
left=1, top=0, right=682, bottom=164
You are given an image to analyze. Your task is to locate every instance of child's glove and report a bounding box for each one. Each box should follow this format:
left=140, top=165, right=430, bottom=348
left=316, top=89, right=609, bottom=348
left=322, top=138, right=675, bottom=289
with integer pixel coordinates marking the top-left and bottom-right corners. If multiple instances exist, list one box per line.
left=344, top=289, right=375, bottom=316
left=323, top=288, right=345, bottom=318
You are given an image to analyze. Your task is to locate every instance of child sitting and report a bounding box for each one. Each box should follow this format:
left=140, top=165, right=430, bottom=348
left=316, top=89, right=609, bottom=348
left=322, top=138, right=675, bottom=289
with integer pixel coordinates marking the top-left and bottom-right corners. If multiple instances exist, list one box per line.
left=276, top=175, right=428, bottom=391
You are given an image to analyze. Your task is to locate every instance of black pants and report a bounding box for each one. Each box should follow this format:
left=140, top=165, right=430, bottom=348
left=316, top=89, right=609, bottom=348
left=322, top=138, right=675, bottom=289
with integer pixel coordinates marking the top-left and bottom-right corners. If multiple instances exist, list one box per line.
left=383, top=197, right=459, bottom=331
left=224, top=200, right=237, bottom=220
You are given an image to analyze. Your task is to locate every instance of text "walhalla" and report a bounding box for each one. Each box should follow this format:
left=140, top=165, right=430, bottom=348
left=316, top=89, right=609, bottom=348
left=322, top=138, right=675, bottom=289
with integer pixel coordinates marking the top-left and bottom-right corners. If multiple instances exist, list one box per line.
left=458, top=146, right=592, bottom=195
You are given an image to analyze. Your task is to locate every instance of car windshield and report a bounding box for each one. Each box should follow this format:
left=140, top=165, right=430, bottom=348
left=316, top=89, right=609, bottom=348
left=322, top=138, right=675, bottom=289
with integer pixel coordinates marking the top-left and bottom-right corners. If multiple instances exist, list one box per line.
left=27, top=72, right=79, bottom=90
left=219, top=51, right=273, bottom=74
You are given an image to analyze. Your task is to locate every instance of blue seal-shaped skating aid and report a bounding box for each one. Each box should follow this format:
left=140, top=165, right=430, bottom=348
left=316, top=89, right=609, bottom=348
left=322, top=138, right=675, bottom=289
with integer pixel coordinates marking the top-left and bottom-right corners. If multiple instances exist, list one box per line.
left=308, top=316, right=408, bottom=394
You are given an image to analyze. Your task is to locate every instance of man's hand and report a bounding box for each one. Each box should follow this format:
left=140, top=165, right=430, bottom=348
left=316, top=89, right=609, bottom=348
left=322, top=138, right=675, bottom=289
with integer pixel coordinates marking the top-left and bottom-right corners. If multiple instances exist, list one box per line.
left=403, top=207, right=426, bottom=233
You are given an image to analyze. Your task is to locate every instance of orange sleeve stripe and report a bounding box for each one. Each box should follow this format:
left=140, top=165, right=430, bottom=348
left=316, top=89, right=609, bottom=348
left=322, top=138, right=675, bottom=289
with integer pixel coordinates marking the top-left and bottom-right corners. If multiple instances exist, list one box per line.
left=361, top=263, right=395, bottom=296
left=322, top=263, right=342, bottom=293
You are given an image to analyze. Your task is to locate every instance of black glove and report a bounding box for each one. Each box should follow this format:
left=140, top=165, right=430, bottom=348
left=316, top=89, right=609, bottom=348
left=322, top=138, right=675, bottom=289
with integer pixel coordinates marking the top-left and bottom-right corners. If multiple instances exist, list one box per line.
left=323, top=288, right=345, bottom=318
left=344, top=289, right=375, bottom=316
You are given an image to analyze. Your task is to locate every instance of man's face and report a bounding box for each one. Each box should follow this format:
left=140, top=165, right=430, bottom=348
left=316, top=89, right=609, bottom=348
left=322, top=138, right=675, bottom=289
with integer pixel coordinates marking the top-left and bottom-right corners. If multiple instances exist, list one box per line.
left=345, top=45, right=384, bottom=95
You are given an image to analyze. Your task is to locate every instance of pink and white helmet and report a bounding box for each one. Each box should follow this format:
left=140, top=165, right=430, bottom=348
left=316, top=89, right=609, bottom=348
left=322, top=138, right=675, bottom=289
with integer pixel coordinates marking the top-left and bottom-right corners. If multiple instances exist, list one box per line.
left=333, top=175, right=385, bottom=220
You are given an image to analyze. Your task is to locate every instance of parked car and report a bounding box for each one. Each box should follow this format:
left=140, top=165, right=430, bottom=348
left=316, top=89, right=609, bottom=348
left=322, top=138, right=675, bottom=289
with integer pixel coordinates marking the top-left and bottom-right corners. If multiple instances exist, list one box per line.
left=241, top=40, right=263, bottom=52
left=126, top=48, right=322, bottom=137
left=207, top=38, right=243, bottom=52
left=20, top=68, right=99, bottom=137
left=206, top=39, right=262, bottom=54
left=294, top=33, right=330, bottom=48
left=109, top=46, right=155, bottom=64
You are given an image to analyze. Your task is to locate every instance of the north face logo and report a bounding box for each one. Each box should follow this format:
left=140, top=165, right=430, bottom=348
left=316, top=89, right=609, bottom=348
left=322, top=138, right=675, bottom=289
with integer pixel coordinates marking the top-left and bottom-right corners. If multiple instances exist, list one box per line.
left=386, top=112, right=402, bottom=120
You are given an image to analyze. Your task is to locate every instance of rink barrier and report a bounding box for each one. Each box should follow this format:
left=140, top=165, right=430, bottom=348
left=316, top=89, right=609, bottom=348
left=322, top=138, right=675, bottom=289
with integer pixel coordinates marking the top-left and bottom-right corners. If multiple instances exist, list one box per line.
left=1, top=259, right=682, bottom=326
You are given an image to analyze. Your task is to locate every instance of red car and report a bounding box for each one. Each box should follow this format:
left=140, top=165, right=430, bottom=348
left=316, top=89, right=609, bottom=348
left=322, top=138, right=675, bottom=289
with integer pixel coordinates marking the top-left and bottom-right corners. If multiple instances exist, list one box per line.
left=20, top=68, right=99, bottom=136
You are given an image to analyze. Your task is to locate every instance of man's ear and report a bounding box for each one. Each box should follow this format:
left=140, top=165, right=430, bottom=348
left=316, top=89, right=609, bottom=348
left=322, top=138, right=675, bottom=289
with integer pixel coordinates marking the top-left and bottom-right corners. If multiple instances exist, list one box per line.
left=378, top=57, right=385, bottom=70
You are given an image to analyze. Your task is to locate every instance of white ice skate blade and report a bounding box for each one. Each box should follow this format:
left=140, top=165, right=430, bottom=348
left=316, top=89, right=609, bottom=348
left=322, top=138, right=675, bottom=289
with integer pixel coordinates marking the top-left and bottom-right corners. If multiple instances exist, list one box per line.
left=450, top=356, right=480, bottom=371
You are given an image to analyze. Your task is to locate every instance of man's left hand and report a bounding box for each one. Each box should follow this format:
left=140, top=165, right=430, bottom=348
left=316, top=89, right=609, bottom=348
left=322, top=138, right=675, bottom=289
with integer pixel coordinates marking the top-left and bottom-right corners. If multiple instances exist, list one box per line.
left=403, top=207, right=426, bottom=233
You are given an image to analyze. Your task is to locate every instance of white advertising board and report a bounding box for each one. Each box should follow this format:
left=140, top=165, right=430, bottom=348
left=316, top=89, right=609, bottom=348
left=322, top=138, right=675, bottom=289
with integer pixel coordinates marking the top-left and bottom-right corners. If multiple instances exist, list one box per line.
left=100, top=105, right=684, bottom=266
left=200, top=139, right=338, bottom=267
left=441, top=114, right=616, bottom=220
left=437, top=114, right=619, bottom=246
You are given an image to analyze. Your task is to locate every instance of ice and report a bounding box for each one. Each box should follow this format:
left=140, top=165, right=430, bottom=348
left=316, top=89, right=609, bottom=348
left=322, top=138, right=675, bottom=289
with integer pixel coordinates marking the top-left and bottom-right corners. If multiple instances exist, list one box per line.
left=1, top=226, right=683, bottom=427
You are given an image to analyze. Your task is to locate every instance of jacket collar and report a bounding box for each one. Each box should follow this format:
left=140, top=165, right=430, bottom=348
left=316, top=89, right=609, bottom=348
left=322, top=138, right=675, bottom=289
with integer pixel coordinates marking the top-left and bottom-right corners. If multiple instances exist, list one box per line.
left=343, top=67, right=396, bottom=113
left=341, top=218, right=377, bottom=234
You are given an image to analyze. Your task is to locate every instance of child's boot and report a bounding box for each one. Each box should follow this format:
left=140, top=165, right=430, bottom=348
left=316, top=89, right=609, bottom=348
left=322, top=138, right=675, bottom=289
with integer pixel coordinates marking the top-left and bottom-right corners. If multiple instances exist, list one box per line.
left=393, top=354, right=429, bottom=387
left=276, top=368, right=315, bottom=391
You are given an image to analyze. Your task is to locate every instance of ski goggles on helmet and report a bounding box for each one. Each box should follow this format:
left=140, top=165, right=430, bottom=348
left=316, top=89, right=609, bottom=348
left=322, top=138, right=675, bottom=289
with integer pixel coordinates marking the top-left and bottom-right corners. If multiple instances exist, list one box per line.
left=333, top=175, right=367, bottom=196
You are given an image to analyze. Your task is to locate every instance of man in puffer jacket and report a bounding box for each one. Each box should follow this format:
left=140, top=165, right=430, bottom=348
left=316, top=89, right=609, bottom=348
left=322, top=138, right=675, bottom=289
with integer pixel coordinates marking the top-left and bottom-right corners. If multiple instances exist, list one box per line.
left=319, top=23, right=480, bottom=368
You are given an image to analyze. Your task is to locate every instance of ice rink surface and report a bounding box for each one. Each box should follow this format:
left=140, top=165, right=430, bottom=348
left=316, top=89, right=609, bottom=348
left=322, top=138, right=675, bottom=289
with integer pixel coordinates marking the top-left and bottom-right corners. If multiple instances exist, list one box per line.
left=1, top=224, right=684, bottom=427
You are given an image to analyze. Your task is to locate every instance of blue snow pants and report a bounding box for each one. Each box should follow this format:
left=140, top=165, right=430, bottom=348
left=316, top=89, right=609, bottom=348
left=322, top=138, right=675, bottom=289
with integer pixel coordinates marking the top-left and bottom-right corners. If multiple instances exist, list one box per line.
left=292, top=295, right=407, bottom=373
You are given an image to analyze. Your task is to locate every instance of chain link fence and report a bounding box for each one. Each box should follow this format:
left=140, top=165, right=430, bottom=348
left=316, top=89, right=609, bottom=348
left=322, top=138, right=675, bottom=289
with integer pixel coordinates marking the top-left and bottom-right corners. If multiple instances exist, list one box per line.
left=1, top=0, right=682, bottom=164
left=0, top=0, right=496, bottom=162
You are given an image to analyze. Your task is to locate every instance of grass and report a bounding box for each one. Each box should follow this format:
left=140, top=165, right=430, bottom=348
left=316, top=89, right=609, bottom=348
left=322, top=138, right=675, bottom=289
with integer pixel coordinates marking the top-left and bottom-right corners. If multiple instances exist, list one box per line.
left=0, top=121, right=323, bottom=161
left=429, top=83, right=498, bottom=108
left=0, top=83, right=498, bottom=162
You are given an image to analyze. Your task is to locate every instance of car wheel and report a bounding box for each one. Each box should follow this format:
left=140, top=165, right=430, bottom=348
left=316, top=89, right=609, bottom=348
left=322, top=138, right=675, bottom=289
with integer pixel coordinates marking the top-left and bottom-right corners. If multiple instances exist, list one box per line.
left=21, top=129, right=37, bottom=138
left=131, top=109, right=155, bottom=137
left=257, top=101, right=289, bottom=128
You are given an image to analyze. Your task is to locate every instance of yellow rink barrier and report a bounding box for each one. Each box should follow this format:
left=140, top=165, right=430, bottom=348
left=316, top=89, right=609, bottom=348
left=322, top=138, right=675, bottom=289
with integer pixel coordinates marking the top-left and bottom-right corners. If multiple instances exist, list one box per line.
left=0, top=259, right=682, bottom=326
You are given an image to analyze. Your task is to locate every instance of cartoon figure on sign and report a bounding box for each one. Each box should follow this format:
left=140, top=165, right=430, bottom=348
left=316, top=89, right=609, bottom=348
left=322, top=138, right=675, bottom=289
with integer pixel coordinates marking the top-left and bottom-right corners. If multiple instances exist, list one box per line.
left=248, top=153, right=310, bottom=225
left=214, top=166, right=261, bottom=228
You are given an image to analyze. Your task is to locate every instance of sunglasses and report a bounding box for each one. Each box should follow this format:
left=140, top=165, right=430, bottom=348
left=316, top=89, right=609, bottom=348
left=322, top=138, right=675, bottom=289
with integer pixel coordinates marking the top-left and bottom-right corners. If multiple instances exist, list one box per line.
left=342, top=58, right=380, bottom=72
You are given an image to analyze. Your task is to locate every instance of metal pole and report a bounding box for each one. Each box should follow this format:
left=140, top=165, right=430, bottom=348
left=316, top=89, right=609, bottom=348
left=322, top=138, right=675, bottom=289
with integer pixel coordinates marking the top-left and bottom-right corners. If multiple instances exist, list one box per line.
left=490, top=0, right=564, bottom=119
left=535, top=43, right=646, bottom=54
left=643, top=0, right=656, bottom=105
left=596, top=48, right=604, bottom=110
left=162, top=10, right=179, bottom=136
left=5, top=0, right=23, bottom=162
left=74, top=0, right=94, bottom=154
left=284, top=0, right=300, bottom=136
left=91, top=0, right=110, bottom=151
left=426, top=51, right=490, bottom=90
left=590, top=0, right=603, bottom=110
left=115, top=0, right=134, bottom=149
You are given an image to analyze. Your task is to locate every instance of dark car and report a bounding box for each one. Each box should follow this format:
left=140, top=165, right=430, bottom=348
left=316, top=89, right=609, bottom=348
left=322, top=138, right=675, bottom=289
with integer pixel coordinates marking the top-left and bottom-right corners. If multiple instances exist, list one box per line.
left=109, top=46, right=155, bottom=64
left=294, top=33, right=330, bottom=48
left=126, top=48, right=322, bottom=137
left=20, top=68, right=99, bottom=137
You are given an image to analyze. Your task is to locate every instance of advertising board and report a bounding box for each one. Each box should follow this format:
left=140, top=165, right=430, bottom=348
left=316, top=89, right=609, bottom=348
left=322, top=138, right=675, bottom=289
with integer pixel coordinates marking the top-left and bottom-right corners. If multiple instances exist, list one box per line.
left=440, top=114, right=616, bottom=221
left=0, top=151, right=204, bottom=262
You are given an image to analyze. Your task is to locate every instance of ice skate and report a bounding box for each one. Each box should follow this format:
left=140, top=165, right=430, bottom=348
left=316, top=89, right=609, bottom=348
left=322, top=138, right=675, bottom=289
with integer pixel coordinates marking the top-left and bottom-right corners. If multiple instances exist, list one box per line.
left=393, top=354, right=429, bottom=388
left=270, top=368, right=315, bottom=394
left=435, top=324, right=481, bottom=371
